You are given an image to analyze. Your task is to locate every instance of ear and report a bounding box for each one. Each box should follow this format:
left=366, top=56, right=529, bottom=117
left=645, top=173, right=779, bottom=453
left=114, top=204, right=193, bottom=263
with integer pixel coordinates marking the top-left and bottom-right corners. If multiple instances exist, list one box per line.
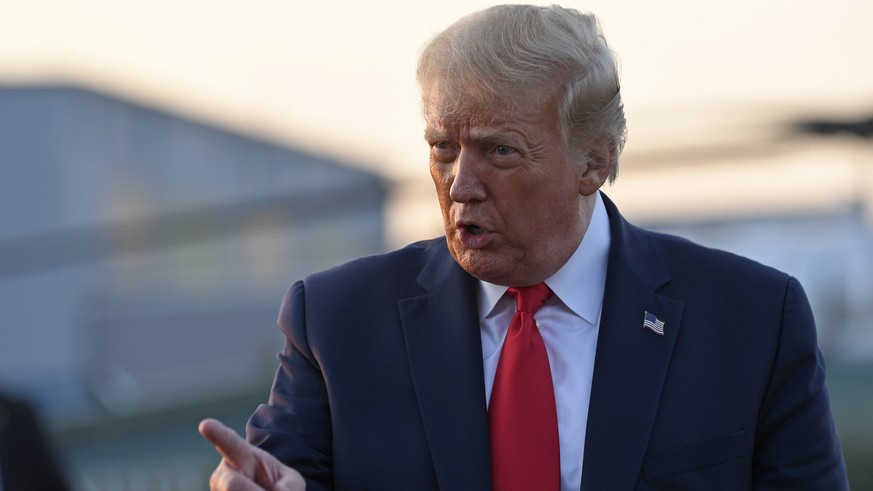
left=577, top=136, right=616, bottom=196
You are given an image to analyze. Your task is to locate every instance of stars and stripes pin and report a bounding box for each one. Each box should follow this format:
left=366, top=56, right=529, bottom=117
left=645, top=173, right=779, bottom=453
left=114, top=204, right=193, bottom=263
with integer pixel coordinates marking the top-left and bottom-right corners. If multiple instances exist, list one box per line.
left=643, top=311, right=665, bottom=336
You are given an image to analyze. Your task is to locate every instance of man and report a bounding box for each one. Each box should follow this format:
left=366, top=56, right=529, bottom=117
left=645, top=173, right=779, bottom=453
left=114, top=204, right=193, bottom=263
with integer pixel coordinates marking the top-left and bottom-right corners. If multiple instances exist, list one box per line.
left=200, top=5, right=849, bottom=490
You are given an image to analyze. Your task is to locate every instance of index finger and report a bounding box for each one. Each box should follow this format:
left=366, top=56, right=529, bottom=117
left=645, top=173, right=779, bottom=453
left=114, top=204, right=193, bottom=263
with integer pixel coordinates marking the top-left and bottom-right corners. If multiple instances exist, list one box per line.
left=199, top=418, right=253, bottom=468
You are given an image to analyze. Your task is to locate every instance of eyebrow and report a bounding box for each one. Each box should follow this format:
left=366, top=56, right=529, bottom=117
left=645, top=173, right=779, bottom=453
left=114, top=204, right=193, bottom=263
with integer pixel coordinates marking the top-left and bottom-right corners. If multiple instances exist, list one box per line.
left=468, top=127, right=521, bottom=143
left=423, top=125, right=525, bottom=146
left=423, top=127, right=447, bottom=142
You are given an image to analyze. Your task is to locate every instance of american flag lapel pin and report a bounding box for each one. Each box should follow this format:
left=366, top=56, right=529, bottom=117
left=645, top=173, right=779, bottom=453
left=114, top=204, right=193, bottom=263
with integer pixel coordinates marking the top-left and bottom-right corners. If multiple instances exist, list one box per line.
left=643, top=311, right=665, bottom=336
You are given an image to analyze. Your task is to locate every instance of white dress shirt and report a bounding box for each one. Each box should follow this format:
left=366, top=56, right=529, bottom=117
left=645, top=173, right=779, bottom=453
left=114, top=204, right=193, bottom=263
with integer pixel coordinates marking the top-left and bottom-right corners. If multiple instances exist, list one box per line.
left=478, top=193, right=610, bottom=491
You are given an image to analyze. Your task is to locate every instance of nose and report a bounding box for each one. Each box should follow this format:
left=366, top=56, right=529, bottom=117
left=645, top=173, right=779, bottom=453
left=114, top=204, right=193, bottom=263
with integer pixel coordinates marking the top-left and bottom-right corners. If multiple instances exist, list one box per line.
left=449, top=148, right=486, bottom=203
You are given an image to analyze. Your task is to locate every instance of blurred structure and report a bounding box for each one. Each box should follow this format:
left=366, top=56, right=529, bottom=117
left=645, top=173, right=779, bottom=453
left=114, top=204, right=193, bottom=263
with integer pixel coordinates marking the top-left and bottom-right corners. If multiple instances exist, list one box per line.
left=794, top=114, right=873, bottom=139
left=0, top=85, right=387, bottom=489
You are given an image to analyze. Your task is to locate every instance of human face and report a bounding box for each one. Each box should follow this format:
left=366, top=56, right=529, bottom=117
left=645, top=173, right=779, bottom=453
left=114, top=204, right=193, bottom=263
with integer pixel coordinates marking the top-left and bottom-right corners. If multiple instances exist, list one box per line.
left=424, top=88, right=610, bottom=286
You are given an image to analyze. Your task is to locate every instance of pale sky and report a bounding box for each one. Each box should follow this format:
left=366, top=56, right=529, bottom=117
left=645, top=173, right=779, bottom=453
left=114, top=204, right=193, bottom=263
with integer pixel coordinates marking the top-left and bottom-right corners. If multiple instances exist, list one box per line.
left=3, top=0, right=873, bottom=245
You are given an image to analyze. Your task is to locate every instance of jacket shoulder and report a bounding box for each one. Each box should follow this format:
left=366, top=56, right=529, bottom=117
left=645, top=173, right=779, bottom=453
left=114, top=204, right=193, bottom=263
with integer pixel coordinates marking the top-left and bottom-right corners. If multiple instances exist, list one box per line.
left=302, top=237, right=447, bottom=296
left=602, top=193, right=791, bottom=292
left=642, top=227, right=790, bottom=285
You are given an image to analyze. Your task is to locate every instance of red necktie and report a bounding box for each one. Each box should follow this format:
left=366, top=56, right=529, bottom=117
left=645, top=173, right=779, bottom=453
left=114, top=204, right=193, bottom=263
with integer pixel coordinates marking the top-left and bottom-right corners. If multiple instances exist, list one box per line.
left=489, top=283, right=560, bottom=491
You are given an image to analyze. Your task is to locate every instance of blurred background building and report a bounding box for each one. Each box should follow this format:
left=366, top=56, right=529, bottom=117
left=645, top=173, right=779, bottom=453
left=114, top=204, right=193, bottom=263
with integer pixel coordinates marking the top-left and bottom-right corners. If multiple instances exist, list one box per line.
left=0, top=85, right=387, bottom=488
left=1, top=0, right=872, bottom=489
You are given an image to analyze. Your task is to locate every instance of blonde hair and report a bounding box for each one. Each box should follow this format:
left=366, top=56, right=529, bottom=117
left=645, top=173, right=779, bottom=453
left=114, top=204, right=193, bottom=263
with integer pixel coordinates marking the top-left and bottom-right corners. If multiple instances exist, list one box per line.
left=417, top=4, right=626, bottom=181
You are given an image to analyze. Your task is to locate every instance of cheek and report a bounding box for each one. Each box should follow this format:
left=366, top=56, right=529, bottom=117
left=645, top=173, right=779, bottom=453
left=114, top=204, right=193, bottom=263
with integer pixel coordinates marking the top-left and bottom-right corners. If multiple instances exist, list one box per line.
left=430, top=162, right=451, bottom=186
left=429, top=164, right=443, bottom=189
left=513, top=181, right=578, bottom=230
left=430, top=168, right=454, bottom=217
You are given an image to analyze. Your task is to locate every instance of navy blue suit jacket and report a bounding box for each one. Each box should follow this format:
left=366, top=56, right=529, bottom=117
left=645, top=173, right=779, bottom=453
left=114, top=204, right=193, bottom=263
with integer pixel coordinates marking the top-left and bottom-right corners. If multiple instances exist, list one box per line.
left=247, top=194, right=848, bottom=490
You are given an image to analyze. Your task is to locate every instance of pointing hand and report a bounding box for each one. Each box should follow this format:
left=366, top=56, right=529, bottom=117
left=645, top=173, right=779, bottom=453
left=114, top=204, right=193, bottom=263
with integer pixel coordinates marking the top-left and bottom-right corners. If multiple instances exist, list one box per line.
left=199, top=418, right=305, bottom=491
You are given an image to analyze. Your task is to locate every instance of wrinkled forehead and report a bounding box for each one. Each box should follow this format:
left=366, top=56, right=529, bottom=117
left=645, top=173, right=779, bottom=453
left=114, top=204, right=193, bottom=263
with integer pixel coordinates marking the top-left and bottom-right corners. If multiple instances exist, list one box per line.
left=422, top=96, right=507, bottom=130
left=421, top=78, right=560, bottom=130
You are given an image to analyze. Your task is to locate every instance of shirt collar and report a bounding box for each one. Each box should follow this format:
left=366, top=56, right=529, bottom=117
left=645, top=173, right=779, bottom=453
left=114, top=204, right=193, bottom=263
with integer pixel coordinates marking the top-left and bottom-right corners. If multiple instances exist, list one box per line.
left=477, top=192, right=611, bottom=325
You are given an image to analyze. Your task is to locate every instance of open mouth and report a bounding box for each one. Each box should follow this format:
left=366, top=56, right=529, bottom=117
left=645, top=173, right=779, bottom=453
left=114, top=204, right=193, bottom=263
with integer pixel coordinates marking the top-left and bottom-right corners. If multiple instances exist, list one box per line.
left=455, top=221, right=492, bottom=248
left=465, top=224, right=485, bottom=235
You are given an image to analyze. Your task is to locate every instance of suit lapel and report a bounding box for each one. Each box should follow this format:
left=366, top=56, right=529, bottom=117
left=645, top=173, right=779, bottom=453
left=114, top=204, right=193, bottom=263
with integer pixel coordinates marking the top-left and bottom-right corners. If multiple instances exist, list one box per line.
left=399, top=242, right=492, bottom=491
left=581, top=195, right=685, bottom=491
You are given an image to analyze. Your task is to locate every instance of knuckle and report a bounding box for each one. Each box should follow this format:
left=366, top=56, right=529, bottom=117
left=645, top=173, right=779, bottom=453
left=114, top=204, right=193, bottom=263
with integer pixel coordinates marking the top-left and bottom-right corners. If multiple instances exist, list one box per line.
left=209, top=461, right=233, bottom=490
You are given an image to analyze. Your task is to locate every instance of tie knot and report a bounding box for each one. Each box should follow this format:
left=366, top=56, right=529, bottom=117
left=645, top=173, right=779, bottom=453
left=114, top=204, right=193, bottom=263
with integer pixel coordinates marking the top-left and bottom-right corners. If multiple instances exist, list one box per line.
left=508, top=283, right=553, bottom=314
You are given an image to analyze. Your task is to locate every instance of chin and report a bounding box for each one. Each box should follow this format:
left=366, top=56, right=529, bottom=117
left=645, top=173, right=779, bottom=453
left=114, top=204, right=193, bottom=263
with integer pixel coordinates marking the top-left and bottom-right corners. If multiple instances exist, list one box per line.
left=455, top=254, right=509, bottom=285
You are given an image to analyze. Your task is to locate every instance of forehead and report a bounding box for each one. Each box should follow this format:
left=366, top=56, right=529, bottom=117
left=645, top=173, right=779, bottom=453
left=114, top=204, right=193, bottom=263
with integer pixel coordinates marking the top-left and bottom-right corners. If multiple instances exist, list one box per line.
left=422, top=85, right=560, bottom=134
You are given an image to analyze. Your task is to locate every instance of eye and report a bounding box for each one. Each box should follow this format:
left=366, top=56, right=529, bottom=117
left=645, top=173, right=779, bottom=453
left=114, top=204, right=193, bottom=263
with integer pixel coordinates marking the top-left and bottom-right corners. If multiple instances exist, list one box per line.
left=484, top=143, right=522, bottom=169
left=488, top=144, right=520, bottom=159
left=429, top=140, right=458, bottom=163
left=494, top=145, right=515, bottom=156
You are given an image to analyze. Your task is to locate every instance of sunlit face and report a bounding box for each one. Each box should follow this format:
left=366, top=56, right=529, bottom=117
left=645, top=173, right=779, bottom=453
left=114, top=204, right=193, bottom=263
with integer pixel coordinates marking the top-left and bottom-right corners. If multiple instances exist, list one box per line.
left=424, top=86, right=611, bottom=286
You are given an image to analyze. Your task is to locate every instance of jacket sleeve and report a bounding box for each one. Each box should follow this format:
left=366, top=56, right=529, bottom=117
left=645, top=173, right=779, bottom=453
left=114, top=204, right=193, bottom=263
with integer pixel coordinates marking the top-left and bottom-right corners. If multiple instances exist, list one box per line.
left=246, top=280, right=334, bottom=491
left=752, top=276, right=849, bottom=489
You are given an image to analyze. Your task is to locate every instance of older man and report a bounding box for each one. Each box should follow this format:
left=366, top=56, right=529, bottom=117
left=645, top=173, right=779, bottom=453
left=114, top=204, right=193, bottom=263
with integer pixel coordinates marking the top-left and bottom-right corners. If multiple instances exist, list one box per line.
left=200, top=5, right=848, bottom=490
